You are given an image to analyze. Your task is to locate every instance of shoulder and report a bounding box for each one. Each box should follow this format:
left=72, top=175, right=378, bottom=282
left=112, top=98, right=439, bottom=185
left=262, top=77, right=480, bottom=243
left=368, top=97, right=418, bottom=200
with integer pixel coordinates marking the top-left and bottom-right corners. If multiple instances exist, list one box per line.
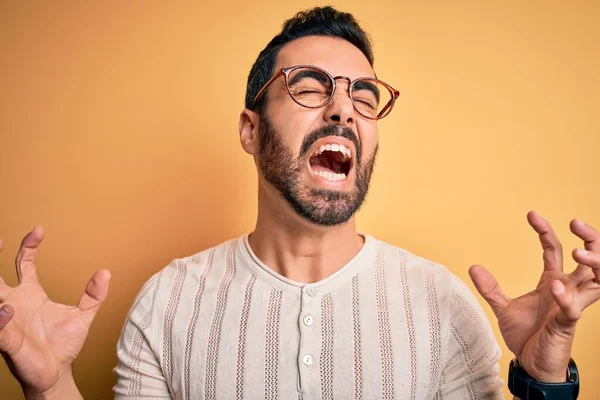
left=373, top=238, right=501, bottom=350
left=371, top=237, right=461, bottom=293
left=143, top=235, right=244, bottom=300
left=119, top=236, right=243, bottom=342
left=370, top=237, right=492, bottom=322
left=124, top=236, right=242, bottom=320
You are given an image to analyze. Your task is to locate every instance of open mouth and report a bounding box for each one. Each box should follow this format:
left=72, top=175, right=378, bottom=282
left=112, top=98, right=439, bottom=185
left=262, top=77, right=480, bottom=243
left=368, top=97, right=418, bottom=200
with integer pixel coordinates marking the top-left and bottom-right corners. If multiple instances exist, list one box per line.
left=309, top=143, right=353, bottom=182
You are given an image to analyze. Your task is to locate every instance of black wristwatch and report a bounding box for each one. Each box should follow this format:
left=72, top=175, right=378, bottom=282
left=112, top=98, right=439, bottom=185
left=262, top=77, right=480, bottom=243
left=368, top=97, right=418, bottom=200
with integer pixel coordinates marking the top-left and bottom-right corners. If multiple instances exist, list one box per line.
left=508, top=358, right=579, bottom=399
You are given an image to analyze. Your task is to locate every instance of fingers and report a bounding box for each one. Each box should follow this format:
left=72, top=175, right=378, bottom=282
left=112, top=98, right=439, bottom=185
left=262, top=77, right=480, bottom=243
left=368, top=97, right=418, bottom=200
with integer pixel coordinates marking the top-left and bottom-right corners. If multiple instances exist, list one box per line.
left=0, top=305, right=15, bottom=353
left=570, top=219, right=600, bottom=283
left=14, top=226, right=44, bottom=284
left=0, top=276, right=11, bottom=301
left=551, top=280, right=580, bottom=329
left=572, top=248, right=600, bottom=283
left=0, top=239, right=12, bottom=300
left=527, top=211, right=563, bottom=272
left=77, top=269, right=111, bottom=326
left=469, top=265, right=510, bottom=317
left=568, top=263, right=595, bottom=286
left=573, top=280, right=600, bottom=310
left=570, top=219, right=600, bottom=253
left=0, top=305, right=14, bottom=333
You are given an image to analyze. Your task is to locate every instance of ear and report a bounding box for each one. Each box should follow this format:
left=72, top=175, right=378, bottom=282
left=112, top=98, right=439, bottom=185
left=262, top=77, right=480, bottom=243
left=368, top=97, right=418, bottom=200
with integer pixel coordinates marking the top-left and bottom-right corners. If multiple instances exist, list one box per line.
left=239, top=108, right=260, bottom=156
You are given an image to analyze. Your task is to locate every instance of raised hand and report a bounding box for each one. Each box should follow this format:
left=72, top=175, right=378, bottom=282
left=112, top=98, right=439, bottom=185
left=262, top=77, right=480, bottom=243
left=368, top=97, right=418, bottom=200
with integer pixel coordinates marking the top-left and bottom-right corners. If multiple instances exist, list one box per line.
left=0, top=227, right=111, bottom=397
left=469, top=211, right=600, bottom=382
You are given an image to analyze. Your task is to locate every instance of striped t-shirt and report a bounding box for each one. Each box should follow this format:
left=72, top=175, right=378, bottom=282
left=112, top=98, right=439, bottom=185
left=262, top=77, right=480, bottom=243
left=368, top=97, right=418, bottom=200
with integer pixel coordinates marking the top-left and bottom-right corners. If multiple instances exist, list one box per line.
left=113, top=234, right=504, bottom=399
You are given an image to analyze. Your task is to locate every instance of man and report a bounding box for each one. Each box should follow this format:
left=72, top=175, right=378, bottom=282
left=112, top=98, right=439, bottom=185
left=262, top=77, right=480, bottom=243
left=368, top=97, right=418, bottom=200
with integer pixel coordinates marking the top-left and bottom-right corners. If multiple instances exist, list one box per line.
left=0, top=6, right=598, bottom=399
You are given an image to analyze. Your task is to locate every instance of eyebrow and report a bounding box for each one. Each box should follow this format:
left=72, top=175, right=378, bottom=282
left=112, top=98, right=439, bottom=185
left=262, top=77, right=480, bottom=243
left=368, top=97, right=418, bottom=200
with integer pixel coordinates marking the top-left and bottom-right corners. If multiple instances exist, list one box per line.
left=353, top=80, right=381, bottom=102
left=288, top=69, right=330, bottom=87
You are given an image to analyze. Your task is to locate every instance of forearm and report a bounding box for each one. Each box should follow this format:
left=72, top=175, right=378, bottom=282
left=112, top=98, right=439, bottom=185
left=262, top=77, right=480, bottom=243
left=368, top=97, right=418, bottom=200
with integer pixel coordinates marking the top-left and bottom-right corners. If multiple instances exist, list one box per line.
left=23, top=370, right=83, bottom=400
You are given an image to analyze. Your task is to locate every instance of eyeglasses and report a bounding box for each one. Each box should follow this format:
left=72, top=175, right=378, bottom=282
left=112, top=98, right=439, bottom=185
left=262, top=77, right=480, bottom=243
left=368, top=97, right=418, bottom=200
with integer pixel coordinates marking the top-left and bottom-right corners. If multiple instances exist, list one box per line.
left=251, top=65, right=400, bottom=120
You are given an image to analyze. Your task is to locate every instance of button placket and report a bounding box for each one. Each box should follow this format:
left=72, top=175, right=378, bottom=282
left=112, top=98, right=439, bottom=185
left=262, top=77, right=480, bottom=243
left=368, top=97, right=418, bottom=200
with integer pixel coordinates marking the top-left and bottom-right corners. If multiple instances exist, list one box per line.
left=298, top=285, right=320, bottom=380
left=303, top=315, right=314, bottom=326
left=302, top=354, right=313, bottom=366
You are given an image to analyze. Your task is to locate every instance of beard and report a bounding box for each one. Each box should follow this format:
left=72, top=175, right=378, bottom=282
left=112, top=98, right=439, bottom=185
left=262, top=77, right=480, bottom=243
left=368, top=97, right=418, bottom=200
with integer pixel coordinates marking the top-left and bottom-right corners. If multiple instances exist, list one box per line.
left=257, top=115, right=377, bottom=226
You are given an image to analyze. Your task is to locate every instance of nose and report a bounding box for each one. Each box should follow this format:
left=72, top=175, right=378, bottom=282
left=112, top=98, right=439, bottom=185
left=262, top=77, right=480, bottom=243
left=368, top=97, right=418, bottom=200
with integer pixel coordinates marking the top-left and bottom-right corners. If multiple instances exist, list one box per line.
left=322, top=78, right=355, bottom=127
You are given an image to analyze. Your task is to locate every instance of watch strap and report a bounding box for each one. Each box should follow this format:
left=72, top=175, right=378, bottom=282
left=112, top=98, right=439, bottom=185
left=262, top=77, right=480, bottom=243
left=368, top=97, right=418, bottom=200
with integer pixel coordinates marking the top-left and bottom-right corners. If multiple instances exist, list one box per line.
left=508, top=358, right=579, bottom=400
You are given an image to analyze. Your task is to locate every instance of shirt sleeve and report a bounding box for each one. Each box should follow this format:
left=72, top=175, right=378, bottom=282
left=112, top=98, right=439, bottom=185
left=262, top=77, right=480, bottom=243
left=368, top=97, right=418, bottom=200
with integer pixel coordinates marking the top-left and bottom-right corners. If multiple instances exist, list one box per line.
left=113, top=272, right=172, bottom=399
left=437, top=275, right=505, bottom=400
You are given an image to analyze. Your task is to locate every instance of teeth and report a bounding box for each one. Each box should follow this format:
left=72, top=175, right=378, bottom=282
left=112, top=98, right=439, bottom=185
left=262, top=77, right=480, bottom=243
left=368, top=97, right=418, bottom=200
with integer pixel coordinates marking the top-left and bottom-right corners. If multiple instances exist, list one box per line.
left=316, top=171, right=347, bottom=181
left=313, top=143, right=352, bottom=160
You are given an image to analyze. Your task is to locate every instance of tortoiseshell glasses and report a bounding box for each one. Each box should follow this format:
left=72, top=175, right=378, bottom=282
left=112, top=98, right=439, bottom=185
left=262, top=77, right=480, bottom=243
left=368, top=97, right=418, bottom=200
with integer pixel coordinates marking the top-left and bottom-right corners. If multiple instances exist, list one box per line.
left=252, top=65, right=400, bottom=120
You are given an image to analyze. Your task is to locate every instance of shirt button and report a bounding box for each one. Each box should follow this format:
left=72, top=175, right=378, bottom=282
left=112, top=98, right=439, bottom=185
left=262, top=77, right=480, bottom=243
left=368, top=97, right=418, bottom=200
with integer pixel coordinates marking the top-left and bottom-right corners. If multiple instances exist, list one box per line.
left=302, top=354, right=313, bottom=366
left=303, top=315, right=314, bottom=326
left=306, top=287, right=317, bottom=296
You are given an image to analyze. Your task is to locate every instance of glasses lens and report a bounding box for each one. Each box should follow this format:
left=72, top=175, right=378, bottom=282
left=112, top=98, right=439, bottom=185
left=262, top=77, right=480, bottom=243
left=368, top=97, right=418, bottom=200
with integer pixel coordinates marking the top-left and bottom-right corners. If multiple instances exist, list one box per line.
left=351, top=79, right=394, bottom=119
left=287, top=67, right=333, bottom=108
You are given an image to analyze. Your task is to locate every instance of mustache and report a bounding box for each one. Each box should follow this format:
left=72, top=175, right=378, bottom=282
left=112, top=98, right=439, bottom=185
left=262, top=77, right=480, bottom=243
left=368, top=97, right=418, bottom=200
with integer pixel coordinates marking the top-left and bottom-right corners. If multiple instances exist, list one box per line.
left=299, top=125, right=361, bottom=162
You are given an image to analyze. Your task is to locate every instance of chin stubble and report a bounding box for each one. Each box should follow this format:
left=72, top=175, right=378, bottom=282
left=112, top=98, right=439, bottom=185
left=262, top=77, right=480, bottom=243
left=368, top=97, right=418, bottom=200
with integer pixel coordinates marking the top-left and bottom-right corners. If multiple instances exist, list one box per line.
left=258, top=116, right=377, bottom=226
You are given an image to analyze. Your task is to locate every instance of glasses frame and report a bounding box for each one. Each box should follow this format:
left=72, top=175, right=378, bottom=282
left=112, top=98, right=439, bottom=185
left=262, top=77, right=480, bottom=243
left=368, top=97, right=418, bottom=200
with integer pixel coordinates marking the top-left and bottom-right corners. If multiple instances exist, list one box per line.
left=251, top=65, right=400, bottom=120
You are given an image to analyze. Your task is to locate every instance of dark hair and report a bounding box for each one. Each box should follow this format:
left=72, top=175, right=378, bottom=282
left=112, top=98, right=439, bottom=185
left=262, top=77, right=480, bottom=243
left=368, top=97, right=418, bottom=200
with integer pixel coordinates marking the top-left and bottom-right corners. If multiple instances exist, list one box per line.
left=244, top=6, right=374, bottom=112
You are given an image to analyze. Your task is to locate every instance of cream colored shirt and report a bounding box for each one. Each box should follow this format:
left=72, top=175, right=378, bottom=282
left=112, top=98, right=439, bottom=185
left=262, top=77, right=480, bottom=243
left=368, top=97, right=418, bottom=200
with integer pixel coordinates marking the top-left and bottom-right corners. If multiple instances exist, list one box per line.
left=113, top=234, right=504, bottom=399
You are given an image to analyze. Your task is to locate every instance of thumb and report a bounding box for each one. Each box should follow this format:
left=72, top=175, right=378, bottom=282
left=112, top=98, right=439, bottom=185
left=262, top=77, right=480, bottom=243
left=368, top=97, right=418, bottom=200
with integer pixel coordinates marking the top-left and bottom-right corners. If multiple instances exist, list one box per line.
left=469, top=264, right=510, bottom=317
left=550, top=280, right=580, bottom=329
left=77, top=269, right=111, bottom=326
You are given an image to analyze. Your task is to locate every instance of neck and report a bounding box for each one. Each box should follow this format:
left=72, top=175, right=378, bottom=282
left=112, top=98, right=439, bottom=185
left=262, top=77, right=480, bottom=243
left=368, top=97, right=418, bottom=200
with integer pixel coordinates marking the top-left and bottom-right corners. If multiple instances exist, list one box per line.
left=249, top=187, right=364, bottom=284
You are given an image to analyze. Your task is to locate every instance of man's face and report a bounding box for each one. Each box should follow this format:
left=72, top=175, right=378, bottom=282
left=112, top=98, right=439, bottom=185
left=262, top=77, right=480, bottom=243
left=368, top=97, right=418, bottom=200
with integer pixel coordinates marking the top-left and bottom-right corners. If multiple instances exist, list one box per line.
left=256, top=36, right=380, bottom=226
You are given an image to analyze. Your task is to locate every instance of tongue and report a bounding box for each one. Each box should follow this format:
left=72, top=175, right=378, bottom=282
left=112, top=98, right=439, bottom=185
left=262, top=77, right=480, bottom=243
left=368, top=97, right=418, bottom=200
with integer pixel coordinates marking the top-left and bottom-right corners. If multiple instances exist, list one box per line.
left=310, top=160, right=335, bottom=173
left=310, top=153, right=339, bottom=173
left=311, top=164, right=336, bottom=173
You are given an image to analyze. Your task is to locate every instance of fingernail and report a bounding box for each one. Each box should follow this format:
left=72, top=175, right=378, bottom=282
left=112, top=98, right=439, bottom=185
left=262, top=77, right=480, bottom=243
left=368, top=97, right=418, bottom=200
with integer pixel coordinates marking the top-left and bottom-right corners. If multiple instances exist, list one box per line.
left=577, top=248, right=588, bottom=255
left=576, top=219, right=585, bottom=227
left=0, top=306, right=9, bottom=318
left=552, top=281, right=564, bottom=294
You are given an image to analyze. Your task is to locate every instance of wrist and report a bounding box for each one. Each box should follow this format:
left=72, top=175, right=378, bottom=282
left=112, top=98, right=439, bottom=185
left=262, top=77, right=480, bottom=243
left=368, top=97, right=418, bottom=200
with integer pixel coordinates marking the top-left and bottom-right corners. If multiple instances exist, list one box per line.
left=509, top=358, right=580, bottom=400
left=518, top=358, right=568, bottom=383
left=526, top=367, right=567, bottom=383
left=530, top=373, right=568, bottom=383
left=23, top=369, right=82, bottom=400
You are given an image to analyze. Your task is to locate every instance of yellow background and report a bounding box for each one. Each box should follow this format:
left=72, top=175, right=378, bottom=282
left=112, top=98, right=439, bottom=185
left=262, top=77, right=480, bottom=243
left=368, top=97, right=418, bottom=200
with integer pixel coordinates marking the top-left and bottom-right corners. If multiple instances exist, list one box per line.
left=1, top=1, right=598, bottom=398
